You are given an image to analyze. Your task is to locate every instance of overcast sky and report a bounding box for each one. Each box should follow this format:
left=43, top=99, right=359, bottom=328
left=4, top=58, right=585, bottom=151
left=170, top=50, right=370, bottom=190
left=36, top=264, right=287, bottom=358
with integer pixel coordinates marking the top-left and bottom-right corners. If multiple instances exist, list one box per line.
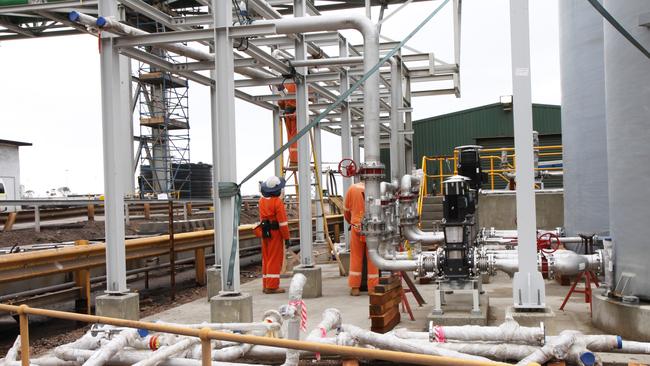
left=0, top=0, right=560, bottom=196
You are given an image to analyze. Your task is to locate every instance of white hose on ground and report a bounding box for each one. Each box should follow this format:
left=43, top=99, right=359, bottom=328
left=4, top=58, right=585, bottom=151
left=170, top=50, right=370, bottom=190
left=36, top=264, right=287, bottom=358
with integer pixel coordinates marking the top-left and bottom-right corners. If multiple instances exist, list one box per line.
left=392, top=317, right=544, bottom=345
left=282, top=273, right=308, bottom=366
left=155, top=320, right=281, bottom=333
left=56, top=348, right=267, bottom=366
left=132, top=337, right=199, bottom=366
left=407, top=339, right=539, bottom=361
left=306, top=309, right=342, bottom=341
left=339, top=324, right=493, bottom=362
left=82, top=328, right=139, bottom=366
left=516, top=331, right=577, bottom=366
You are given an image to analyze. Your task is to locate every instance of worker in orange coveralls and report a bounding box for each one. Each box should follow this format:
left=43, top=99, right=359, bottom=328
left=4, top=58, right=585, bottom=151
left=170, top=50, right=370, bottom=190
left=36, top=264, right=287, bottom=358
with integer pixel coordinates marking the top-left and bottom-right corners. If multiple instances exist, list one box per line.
left=276, top=82, right=298, bottom=167
left=344, top=181, right=379, bottom=296
left=256, top=176, right=291, bottom=294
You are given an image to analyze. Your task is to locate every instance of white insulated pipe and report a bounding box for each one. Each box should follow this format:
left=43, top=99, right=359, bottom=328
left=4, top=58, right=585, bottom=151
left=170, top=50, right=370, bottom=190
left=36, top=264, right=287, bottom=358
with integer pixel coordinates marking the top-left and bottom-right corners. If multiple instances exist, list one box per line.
left=132, top=337, right=199, bottom=366
left=339, top=324, right=493, bottom=362
left=82, top=329, right=139, bottom=366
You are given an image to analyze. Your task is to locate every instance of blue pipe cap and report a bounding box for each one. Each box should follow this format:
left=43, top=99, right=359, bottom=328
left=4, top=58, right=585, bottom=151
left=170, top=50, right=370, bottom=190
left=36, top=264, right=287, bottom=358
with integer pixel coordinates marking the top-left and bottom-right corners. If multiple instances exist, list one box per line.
left=137, top=328, right=149, bottom=338
left=68, top=11, right=80, bottom=22
left=580, top=351, right=596, bottom=366
left=96, top=16, right=108, bottom=27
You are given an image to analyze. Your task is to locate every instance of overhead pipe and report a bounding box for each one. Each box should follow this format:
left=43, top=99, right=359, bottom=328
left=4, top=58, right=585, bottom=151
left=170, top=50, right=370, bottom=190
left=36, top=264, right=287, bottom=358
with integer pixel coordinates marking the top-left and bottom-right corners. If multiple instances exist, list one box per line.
left=289, top=56, right=365, bottom=67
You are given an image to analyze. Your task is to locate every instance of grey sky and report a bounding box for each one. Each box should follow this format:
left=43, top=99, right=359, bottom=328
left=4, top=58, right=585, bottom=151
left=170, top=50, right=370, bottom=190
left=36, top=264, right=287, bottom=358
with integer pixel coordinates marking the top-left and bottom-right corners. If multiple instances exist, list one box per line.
left=0, top=0, right=560, bottom=196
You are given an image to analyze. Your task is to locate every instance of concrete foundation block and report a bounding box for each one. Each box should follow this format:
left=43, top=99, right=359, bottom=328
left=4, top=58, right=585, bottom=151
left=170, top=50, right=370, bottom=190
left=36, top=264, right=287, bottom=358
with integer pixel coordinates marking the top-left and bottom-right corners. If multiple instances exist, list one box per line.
left=207, top=267, right=222, bottom=301
left=505, top=306, right=555, bottom=330
left=210, top=293, right=253, bottom=323
left=428, top=295, right=489, bottom=326
left=338, top=251, right=350, bottom=277
left=293, top=266, right=322, bottom=298
left=96, top=292, right=140, bottom=320
left=593, top=293, right=650, bottom=341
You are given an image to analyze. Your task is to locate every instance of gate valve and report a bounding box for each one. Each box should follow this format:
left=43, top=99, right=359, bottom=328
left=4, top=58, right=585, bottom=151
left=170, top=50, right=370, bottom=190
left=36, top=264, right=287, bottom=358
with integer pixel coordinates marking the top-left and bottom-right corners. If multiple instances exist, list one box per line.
left=338, top=158, right=358, bottom=177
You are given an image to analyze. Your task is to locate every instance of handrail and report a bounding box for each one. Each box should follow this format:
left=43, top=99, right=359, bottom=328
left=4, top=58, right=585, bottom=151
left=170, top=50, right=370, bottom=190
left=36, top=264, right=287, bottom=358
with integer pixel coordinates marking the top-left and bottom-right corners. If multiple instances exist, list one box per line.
left=419, top=145, right=563, bottom=194
left=0, top=303, right=519, bottom=366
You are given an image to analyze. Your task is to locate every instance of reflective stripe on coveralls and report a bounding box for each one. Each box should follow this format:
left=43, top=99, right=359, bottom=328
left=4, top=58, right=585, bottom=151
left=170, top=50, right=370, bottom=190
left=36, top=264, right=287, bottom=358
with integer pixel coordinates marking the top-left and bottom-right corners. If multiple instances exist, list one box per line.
left=344, top=182, right=378, bottom=292
left=259, top=196, right=290, bottom=289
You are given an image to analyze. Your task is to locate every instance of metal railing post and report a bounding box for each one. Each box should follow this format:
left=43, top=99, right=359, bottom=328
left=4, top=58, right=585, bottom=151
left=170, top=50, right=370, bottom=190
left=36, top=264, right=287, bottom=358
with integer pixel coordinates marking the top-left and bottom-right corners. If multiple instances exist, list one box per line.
left=199, top=327, right=211, bottom=366
left=18, top=305, right=29, bottom=366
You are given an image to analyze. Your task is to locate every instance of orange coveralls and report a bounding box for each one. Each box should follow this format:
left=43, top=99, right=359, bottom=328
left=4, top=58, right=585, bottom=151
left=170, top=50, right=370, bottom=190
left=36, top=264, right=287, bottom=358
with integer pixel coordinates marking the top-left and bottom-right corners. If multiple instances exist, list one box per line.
left=259, top=196, right=291, bottom=290
left=277, top=82, right=298, bottom=165
left=344, top=182, right=379, bottom=292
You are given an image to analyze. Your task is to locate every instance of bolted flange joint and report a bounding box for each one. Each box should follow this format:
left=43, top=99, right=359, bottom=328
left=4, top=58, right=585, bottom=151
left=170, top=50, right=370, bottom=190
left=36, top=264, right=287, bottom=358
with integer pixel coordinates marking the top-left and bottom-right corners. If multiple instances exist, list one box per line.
left=361, top=219, right=386, bottom=237
left=358, top=162, right=385, bottom=181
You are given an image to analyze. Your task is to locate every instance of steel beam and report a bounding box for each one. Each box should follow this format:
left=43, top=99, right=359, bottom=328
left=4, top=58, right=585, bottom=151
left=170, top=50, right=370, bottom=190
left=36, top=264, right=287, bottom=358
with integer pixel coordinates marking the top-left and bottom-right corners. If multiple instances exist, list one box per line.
left=0, top=0, right=97, bottom=15
left=510, top=0, right=546, bottom=309
left=272, top=108, right=283, bottom=177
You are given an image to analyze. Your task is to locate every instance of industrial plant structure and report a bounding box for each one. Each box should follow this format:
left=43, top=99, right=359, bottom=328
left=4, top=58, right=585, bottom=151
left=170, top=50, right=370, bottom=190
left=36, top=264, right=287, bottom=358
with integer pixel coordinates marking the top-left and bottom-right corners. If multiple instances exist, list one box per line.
left=0, top=0, right=649, bottom=365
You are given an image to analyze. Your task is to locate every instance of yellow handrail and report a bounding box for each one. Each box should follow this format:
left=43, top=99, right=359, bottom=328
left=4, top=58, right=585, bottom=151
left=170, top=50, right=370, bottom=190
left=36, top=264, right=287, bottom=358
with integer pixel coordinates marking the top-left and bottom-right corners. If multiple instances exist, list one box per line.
left=419, top=145, right=563, bottom=194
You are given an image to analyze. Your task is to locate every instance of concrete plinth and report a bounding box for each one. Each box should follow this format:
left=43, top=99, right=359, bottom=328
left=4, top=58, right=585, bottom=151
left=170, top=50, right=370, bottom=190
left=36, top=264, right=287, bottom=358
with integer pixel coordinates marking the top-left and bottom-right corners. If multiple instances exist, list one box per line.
left=210, top=293, right=253, bottom=323
left=293, top=266, right=322, bottom=298
left=428, top=294, right=489, bottom=326
left=96, top=292, right=140, bottom=320
left=207, top=267, right=222, bottom=301
left=506, top=306, right=555, bottom=330
left=593, top=293, right=650, bottom=341
left=338, top=251, right=350, bottom=277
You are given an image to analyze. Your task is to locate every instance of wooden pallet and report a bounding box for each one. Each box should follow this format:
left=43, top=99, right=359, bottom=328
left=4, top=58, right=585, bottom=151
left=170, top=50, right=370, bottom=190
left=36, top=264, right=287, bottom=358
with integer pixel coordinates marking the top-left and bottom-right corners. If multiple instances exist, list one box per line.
left=370, top=274, right=402, bottom=333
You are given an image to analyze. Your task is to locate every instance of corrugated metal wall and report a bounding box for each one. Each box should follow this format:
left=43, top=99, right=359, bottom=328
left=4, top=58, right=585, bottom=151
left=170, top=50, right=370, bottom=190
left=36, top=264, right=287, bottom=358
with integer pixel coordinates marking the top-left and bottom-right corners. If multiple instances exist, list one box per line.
left=413, top=103, right=561, bottom=163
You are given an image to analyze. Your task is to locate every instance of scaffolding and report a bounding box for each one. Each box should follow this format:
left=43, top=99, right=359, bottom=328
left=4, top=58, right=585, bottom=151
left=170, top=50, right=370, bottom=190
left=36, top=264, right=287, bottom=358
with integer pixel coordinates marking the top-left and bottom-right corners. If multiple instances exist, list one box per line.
left=134, top=16, right=191, bottom=198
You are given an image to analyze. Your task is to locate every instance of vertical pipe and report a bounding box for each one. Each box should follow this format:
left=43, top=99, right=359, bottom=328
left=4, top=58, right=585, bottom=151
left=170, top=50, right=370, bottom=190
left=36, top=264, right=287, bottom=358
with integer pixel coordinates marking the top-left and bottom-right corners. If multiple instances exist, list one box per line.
left=120, top=51, right=135, bottom=196
left=99, top=0, right=128, bottom=294
left=125, top=203, right=130, bottom=226
left=314, top=127, right=325, bottom=242
left=294, top=0, right=313, bottom=266
left=272, top=108, right=283, bottom=177
left=209, top=68, right=221, bottom=270
left=389, top=58, right=400, bottom=182
left=352, top=136, right=361, bottom=184
left=168, top=200, right=176, bottom=300
left=509, top=0, right=545, bottom=309
left=395, top=59, right=406, bottom=178
left=18, top=306, right=29, bottom=366
left=339, top=39, right=352, bottom=249
left=403, top=74, right=413, bottom=174
left=213, top=0, right=240, bottom=292
left=34, top=205, right=40, bottom=233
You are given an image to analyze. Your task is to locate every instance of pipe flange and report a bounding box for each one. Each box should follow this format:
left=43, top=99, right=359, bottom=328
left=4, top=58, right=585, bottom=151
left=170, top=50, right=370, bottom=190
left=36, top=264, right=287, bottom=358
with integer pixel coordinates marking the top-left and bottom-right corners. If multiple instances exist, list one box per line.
left=361, top=220, right=386, bottom=236
left=358, top=163, right=385, bottom=181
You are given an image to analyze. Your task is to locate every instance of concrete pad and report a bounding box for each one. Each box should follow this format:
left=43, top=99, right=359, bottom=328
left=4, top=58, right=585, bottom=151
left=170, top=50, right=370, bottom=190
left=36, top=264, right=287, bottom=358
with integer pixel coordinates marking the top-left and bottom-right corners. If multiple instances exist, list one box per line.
left=293, top=266, right=322, bottom=298
left=206, top=267, right=222, bottom=301
left=210, top=292, right=253, bottom=323
left=96, top=292, right=140, bottom=320
left=593, top=293, right=650, bottom=341
left=428, top=294, right=489, bottom=326
left=505, top=306, right=555, bottom=329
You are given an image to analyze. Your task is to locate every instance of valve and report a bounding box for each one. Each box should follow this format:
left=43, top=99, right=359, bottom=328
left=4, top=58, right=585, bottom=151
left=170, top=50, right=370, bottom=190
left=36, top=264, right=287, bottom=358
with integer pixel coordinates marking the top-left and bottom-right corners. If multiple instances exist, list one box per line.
left=338, top=158, right=358, bottom=178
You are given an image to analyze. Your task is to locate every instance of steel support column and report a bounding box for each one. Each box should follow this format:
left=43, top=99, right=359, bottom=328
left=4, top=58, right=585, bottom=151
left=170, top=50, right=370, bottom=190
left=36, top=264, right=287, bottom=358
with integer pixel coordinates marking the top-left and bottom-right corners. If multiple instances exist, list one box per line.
left=209, top=68, right=221, bottom=270
left=509, top=0, right=545, bottom=309
left=294, top=0, right=313, bottom=266
left=339, top=39, right=352, bottom=249
left=99, top=0, right=128, bottom=294
left=213, top=0, right=240, bottom=292
left=120, top=53, right=135, bottom=196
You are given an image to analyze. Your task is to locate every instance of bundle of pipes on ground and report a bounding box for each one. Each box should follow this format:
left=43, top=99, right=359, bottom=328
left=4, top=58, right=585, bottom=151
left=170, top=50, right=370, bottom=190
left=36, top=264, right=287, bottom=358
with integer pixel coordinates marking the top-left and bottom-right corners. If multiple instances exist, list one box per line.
left=2, top=275, right=649, bottom=366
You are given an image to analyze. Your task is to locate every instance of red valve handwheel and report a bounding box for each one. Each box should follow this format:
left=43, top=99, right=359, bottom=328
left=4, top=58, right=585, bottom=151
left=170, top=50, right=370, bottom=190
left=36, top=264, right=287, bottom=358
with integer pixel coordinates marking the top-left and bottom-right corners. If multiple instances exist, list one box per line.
left=338, top=158, right=358, bottom=178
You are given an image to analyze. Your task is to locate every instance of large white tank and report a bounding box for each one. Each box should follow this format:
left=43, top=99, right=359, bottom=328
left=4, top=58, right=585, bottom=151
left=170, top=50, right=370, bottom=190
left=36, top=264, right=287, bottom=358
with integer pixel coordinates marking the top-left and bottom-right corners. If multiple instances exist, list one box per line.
left=604, top=0, right=650, bottom=299
left=559, top=0, right=609, bottom=236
